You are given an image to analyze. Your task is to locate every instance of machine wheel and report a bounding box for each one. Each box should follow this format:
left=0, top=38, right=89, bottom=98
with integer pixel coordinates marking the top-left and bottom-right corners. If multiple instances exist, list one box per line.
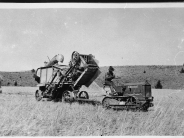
left=35, top=90, right=43, bottom=101
left=78, top=91, right=89, bottom=99
left=62, top=90, right=74, bottom=102
left=71, top=51, right=80, bottom=65
left=141, top=102, right=149, bottom=111
left=102, top=97, right=111, bottom=109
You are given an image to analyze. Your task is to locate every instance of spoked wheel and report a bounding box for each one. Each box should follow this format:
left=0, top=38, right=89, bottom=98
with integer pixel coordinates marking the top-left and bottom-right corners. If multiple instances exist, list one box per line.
left=78, top=91, right=89, bottom=99
left=62, top=90, right=74, bottom=102
left=102, top=97, right=111, bottom=109
left=71, top=51, right=80, bottom=66
left=35, top=90, right=43, bottom=101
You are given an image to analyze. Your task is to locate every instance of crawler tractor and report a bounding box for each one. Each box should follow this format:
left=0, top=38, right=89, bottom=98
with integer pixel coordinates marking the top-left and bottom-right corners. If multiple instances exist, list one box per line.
left=34, top=51, right=100, bottom=102
left=102, top=80, right=154, bottom=111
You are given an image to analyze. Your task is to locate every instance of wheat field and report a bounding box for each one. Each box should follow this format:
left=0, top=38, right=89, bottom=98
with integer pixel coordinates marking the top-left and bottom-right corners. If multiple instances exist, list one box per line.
left=0, top=85, right=184, bottom=136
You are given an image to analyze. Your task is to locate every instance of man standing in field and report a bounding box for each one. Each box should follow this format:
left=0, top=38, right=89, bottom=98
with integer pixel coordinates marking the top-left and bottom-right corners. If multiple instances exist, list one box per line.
left=105, top=66, right=116, bottom=94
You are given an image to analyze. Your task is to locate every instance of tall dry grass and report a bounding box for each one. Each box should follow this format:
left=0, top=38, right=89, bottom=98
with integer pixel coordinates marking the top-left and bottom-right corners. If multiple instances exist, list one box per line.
left=0, top=87, right=184, bottom=136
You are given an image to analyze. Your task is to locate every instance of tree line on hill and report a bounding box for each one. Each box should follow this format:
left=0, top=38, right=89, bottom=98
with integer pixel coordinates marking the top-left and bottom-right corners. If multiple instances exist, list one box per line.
left=1, top=65, right=184, bottom=89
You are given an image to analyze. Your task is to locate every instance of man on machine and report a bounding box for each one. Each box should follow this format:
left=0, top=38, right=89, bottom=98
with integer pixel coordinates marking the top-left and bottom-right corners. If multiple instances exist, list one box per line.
left=105, top=66, right=117, bottom=95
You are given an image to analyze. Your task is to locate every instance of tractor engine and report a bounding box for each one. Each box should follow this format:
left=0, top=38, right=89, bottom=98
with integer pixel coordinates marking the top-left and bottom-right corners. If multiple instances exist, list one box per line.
left=102, top=81, right=154, bottom=111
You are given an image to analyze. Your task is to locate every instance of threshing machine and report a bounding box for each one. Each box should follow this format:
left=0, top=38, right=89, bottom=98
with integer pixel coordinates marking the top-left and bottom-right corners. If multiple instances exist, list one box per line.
left=34, top=51, right=100, bottom=102
left=102, top=80, right=154, bottom=111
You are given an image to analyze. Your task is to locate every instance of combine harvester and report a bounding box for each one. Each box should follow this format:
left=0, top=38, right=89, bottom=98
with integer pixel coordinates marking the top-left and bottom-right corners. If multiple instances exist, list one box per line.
left=34, top=51, right=101, bottom=103
left=34, top=51, right=154, bottom=111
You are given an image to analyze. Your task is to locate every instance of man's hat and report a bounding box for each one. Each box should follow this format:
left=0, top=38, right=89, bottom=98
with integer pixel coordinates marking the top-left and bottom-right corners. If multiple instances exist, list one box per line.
left=109, top=66, right=114, bottom=71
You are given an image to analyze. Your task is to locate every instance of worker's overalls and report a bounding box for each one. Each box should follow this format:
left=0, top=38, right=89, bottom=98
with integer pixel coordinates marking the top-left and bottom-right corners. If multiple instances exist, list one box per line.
left=105, top=71, right=116, bottom=94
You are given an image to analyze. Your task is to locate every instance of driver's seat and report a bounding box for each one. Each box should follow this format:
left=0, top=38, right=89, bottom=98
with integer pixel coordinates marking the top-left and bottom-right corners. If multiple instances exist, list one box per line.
left=103, top=83, right=117, bottom=95
left=103, top=81, right=126, bottom=96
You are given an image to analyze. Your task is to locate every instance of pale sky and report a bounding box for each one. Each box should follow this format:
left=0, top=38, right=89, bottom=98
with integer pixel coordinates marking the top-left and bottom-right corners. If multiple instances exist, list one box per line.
left=1, top=3, right=184, bottom=71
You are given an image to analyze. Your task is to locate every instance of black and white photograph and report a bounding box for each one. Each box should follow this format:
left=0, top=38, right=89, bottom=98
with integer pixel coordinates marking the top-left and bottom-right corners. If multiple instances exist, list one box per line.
left=0, top=3, right=184, bottom=136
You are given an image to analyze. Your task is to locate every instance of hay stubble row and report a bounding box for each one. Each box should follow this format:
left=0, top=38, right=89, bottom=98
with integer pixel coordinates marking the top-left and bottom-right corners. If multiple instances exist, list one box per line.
left=0, top=86, right=184, bottom=136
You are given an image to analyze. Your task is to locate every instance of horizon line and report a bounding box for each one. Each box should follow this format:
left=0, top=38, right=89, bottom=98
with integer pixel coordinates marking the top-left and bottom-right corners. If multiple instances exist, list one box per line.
left=0, top=65, right=184, bottom=72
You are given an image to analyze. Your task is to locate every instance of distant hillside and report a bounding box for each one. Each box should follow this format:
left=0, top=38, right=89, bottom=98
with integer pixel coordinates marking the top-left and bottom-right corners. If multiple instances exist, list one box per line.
left=0, top=71, right=37, bottom=87
left=1, top=65, right=184, bottom=89
left=96, top=65, right=184, bottom=89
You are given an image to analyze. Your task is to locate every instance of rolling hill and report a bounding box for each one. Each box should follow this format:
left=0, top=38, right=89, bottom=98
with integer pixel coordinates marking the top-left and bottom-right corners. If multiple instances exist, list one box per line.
left=1, top=65, right=184, bottom=89
left=0, top=71, right=37, bottom=87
